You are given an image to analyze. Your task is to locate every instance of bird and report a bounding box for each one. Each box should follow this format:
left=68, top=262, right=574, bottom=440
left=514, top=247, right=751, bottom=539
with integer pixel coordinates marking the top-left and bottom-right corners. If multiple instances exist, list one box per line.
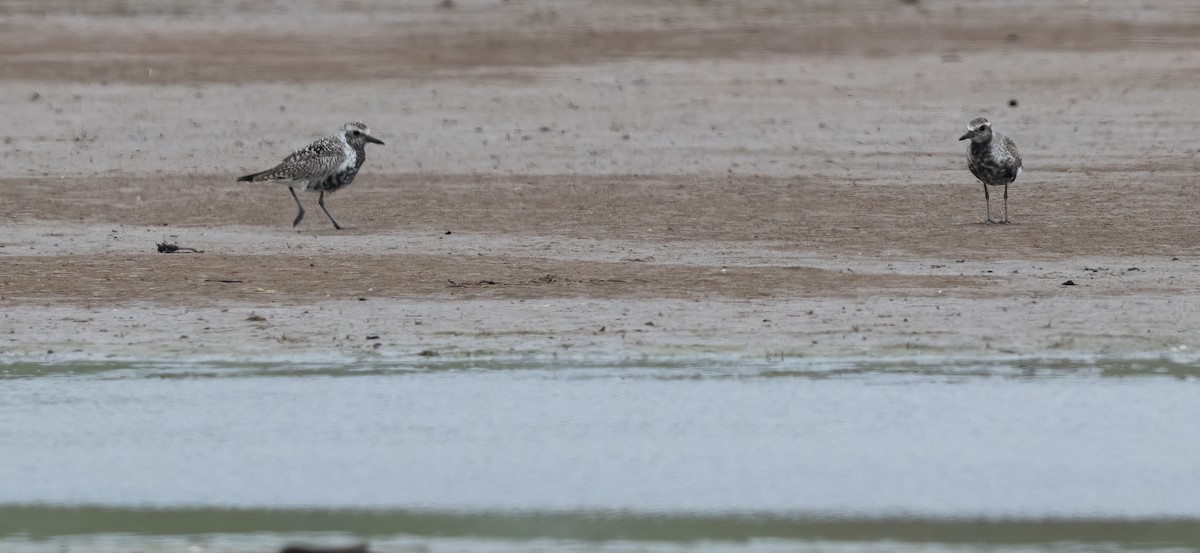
left=960, top=117, right=1022, bottom=224
left=238, top=121, right=384, bottom=229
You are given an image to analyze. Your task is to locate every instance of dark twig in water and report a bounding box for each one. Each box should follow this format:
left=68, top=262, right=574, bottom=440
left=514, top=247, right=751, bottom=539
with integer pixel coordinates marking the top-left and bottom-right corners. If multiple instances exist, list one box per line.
left=279, top=544, right=368, bottom=553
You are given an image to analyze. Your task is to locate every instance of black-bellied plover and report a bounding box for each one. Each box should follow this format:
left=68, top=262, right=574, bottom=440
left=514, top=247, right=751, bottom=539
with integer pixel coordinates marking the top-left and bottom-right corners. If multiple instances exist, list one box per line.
left=960, top=117, right=1022, bottom=224
left=238, top=121, right=385, bottom=229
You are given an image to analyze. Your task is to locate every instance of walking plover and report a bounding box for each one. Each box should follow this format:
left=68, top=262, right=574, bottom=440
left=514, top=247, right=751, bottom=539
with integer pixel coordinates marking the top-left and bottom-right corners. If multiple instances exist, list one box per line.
left=238, top=121, right=384, bottom=229
left=960, top=117, right=1022, bottom=224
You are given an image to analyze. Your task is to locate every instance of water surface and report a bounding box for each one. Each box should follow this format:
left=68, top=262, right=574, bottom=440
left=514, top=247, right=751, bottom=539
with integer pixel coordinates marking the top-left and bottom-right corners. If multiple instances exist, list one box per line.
left=2, top=355, right=1198, bottom=552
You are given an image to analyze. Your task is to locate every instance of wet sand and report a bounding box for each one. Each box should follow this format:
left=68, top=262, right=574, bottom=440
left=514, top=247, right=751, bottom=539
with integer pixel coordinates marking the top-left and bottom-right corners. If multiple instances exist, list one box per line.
left=3, top=0, right=1200, bottom=362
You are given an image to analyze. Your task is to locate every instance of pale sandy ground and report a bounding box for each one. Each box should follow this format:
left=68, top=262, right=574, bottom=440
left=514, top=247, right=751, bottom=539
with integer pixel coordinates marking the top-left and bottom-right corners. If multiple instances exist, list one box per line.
left=2, top=0, right=1200, bottom=363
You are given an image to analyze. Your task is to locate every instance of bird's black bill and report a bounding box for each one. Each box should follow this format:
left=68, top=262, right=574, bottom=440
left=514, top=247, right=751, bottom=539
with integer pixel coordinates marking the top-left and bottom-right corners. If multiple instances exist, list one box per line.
left=365, top=135, right=385, bottom=145
left=958, top=132, right=971, bottom=141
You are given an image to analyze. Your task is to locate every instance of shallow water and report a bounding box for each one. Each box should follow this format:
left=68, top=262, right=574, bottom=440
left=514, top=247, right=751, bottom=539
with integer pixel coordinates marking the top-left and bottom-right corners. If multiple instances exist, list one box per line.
left=2, top=355, right=1199, bottom=552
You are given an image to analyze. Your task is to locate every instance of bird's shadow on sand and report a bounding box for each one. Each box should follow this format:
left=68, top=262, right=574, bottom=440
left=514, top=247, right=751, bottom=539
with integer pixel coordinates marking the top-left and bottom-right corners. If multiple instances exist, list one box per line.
left=296, top=227, right=362, bottom=235
left=960, top=219, right=1020, bottom=226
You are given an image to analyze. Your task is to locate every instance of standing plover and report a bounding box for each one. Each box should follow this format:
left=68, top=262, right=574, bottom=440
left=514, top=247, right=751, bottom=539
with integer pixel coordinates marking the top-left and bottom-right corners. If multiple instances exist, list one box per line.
left=238, top=121, right=385, bottom=229
left=960, top=117, right=1022, bottom=224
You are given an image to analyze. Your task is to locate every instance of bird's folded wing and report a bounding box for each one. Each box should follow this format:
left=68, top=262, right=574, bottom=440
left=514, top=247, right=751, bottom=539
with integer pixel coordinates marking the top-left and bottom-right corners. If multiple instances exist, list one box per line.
left=1002, top=136, right=1022, bottom=167
left=266, top=140, right=347, bottom=180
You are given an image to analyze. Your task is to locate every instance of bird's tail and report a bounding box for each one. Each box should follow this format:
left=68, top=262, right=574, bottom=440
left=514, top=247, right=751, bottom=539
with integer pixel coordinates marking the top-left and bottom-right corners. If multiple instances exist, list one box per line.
left=236, top=172, right=261, bottom=182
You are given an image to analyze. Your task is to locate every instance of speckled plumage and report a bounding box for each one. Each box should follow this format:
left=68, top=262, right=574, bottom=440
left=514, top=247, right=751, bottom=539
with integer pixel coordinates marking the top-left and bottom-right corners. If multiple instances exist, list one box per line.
left=238, top=121, right=384, bottom=229
left=960, top=117, right=1022, bottom=224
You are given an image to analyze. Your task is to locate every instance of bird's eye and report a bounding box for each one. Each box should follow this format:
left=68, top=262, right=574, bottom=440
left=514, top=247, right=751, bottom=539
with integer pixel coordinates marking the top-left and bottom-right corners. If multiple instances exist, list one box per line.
left=352, top=130, right=362, bottom=135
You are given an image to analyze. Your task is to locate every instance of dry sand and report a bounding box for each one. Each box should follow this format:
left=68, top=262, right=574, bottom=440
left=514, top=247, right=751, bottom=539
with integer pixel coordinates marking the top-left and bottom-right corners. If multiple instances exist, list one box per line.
left=2, top=0, right=1200, bottom=363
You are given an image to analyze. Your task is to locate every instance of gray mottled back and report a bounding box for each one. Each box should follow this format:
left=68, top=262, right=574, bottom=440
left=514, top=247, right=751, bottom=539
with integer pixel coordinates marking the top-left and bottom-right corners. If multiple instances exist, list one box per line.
left=275, top=135, right=349, bottom=183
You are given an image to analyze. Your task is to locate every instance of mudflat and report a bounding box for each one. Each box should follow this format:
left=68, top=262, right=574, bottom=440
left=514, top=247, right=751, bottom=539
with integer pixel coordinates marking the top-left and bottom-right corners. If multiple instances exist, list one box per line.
left=2, top=0, right=1199, bottom=361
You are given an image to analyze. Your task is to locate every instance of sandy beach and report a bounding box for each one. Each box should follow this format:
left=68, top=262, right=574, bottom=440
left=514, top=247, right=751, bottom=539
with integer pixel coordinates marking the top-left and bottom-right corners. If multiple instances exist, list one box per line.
left=3, top=0, right=1200, bottom=363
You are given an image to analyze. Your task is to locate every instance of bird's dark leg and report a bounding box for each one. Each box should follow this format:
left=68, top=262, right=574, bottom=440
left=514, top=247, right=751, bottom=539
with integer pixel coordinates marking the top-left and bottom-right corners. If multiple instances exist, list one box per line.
left=982, top=182, right=993, bottom=224
left=317, top=190, right=342, bottom=230
left=1002, top=183, right=1009, bottom=224
left=289, top=187, right=306, bottom=227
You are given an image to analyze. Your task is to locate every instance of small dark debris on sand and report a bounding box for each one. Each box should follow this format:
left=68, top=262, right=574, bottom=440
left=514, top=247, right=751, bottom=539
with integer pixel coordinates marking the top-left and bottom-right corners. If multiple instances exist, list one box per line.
left=157, top=241, right=203, bottom=253
left=448, top=278, right=497, bottom=287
